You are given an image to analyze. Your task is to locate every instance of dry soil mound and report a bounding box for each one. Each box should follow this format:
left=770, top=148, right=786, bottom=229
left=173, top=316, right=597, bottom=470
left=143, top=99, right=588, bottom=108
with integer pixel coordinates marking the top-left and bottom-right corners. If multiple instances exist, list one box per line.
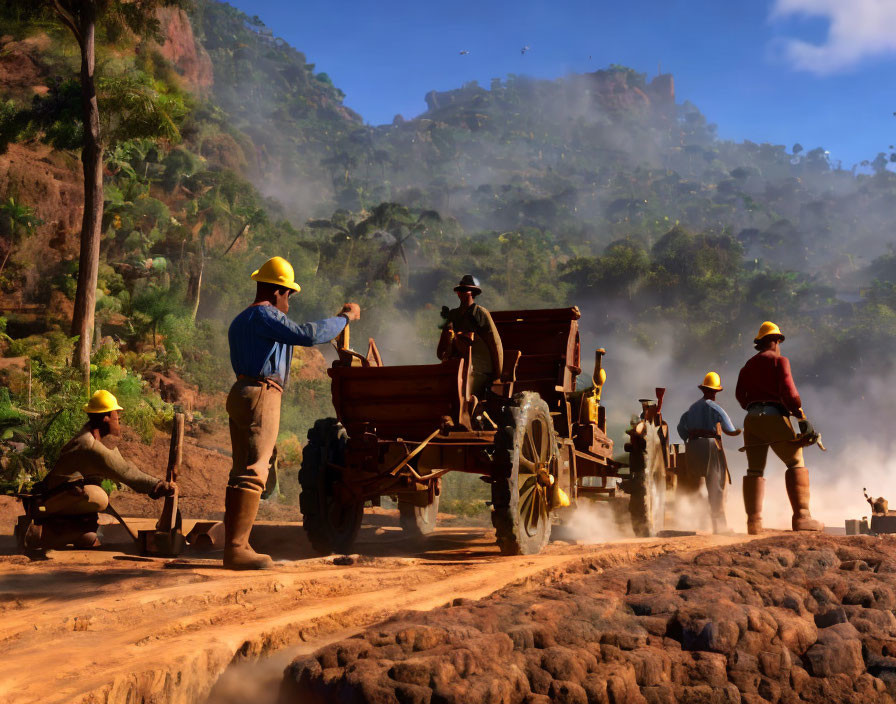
left=283, top=533, right=896, bottom=704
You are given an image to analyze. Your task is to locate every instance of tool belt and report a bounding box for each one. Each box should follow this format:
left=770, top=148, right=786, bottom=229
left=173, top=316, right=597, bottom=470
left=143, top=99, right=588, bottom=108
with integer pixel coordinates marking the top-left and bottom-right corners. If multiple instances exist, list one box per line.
left=31, top=477, right=103, bottom=500
left=688, top=429, right=720, bottom=440
left=237, top=374, right=284, bottom=392
left=746, top=402, right=789, bottom=416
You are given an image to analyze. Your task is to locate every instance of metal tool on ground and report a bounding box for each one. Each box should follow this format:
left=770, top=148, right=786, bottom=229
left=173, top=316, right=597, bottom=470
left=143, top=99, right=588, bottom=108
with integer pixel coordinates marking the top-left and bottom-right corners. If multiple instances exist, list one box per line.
left=138, top=413, right=186, bottom=556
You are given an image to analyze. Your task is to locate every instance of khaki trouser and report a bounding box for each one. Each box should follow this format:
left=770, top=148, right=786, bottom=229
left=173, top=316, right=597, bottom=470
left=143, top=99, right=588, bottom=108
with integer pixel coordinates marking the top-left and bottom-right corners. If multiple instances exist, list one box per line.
left=743, top=413, right=804, bottom=476
left=44, top=484, right=109, bottom=515
left=681, top=438, right=727, bottom=517
left=227, top=379, right=282, bottom=493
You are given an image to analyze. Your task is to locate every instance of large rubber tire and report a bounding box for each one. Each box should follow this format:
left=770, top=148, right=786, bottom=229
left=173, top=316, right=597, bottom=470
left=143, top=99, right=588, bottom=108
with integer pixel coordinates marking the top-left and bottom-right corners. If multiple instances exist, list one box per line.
left=628, top=422, right=667, bottom=537
left=398, top=494, right=439, bottom=541
left=491, top=392, right=558, bottom=555
left=299, top=418, right=363, bottom=555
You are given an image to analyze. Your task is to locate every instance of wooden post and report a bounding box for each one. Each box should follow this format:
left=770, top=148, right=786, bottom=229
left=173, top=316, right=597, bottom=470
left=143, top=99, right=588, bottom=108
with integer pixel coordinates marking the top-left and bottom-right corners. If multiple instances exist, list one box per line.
left=156, top=412, right=184, bottom=533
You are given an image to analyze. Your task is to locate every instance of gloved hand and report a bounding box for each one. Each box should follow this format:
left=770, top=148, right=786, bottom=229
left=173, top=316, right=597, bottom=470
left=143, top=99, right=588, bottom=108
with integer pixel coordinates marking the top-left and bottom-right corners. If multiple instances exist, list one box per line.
left=798, top=418, right=819, bottom=445
left=149, top=480, right=177, bottom=499
left=798, top=417, right=815, bottom=437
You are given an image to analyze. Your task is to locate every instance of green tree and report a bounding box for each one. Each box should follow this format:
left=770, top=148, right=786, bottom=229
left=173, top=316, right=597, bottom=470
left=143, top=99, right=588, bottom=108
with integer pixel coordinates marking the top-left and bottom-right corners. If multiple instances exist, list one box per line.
left=43, top=0, right=185, bottom=379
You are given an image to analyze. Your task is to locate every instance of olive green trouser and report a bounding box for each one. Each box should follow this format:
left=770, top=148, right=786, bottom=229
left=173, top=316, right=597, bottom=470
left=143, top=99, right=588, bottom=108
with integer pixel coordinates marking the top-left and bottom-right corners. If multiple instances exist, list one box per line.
left=44, top=484, right=109, bottom=515
left=743, top=413, right=804, bottom=477
left=227, top=379, right=282, bottom=493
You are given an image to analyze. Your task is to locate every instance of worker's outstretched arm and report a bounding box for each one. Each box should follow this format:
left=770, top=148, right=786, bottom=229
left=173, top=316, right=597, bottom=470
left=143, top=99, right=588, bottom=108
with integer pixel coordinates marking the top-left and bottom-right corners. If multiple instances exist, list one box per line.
left=258, top=307, right=348, bottom=347
left=93, top=442, right=162, bottom=495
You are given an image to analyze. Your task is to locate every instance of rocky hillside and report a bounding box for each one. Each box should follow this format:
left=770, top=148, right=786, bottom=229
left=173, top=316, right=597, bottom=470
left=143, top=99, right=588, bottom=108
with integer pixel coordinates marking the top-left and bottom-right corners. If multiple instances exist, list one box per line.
left=284, top=533, right=896, bottom=704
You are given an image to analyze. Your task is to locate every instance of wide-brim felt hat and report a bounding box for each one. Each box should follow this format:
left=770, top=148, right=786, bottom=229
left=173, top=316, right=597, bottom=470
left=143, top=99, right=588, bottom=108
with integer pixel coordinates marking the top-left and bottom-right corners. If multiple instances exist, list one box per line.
left=453, top=274, right=482, bottom=294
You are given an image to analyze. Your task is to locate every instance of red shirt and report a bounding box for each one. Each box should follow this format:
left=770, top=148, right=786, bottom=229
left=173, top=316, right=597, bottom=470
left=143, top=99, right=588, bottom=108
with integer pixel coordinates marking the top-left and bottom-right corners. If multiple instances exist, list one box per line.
left=735, top=350, right=802, bottom=415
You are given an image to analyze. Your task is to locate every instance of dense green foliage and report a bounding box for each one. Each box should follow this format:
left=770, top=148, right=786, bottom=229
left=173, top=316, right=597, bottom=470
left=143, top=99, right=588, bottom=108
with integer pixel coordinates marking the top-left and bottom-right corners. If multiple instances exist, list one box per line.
left=3, top=0, right=896, bottom=504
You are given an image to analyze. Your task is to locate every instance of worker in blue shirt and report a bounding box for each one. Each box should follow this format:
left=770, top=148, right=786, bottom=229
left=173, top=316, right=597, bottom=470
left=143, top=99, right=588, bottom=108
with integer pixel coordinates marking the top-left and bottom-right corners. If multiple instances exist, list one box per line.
left=223, top=256, right=360, bottom=570
left=676, top=372, right=742, bottom=534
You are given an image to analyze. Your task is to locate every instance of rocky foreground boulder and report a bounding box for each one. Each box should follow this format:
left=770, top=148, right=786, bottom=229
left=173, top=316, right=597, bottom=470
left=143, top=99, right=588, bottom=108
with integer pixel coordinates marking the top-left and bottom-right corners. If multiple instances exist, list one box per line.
left=281, top=534, right=896, bottom=703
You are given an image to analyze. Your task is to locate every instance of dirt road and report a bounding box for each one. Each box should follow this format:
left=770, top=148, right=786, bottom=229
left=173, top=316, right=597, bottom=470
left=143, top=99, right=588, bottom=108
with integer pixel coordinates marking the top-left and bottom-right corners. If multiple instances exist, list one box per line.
left=0, top=513, right=760, bottom=704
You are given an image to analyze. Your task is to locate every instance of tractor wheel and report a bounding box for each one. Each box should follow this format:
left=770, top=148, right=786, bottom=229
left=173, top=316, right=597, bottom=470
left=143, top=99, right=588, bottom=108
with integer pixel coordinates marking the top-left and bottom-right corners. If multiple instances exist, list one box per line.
left=398, top=493, right=439, bottom=541
left=491, top=392, right=558, bottom=555
left=299, top=418, right=363, bottom=555
left=628, top=421, right=667, bottom=537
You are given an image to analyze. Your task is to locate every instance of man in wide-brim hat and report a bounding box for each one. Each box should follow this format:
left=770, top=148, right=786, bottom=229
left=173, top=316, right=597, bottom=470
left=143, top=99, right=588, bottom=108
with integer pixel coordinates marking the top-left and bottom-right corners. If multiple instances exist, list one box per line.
left=437, top=274, right=503, bottom=398
left=676, top=372, right=741, bottom=533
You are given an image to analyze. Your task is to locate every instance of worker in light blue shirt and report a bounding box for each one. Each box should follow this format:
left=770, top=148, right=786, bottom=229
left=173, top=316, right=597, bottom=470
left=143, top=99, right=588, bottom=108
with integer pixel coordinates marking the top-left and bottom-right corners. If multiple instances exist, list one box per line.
left=222, top=256, right=360, bottom=570
left=228, top=300, right=348, bottom=386
left=676, top=372, right=742, bottom=534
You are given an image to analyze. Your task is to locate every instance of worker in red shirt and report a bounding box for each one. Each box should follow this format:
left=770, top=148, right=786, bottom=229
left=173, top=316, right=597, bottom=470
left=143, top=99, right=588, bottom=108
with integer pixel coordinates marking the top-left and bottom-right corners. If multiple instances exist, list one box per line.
left=735, top=322, right=823, bottom=534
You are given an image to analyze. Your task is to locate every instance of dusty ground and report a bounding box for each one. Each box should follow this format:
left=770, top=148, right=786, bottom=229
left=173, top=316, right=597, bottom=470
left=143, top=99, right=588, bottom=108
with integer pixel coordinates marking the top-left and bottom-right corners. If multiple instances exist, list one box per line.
left=0, top=508, right=759, bottom=704
left=285, top=533, right=896, bottom=704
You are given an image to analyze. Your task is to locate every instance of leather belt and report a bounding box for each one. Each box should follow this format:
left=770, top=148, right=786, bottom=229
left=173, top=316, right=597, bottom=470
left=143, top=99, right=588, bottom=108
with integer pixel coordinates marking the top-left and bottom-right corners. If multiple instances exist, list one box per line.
left=746, top=402, right=788, bottom=416
left=237, top=375, right=284, bottom=392
left=688, top=429, right=720, bottom=440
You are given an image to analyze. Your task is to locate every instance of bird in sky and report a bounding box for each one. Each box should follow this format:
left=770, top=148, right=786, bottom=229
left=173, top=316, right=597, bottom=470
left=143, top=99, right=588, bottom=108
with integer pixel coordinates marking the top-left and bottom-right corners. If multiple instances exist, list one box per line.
left=459, top=49, right=470, bottom=55
left=521, top=45, right=530, bottom=55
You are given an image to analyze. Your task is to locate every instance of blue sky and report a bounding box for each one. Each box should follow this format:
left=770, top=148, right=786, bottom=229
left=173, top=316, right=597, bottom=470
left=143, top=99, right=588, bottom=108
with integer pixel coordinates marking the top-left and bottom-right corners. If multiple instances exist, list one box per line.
left=227, top=0, right=896, bottom=167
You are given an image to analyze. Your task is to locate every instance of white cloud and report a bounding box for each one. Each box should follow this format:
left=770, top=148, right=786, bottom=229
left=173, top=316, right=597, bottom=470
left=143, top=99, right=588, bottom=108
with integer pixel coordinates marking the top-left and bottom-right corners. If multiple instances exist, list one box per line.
left=771, top=0, right=896, bottom=74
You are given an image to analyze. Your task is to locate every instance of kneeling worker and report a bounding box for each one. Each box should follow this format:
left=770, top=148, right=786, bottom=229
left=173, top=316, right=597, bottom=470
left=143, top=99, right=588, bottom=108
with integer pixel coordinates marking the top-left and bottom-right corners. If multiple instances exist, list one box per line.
left=676, top=372, right=742, bottom=534
left=225, top=256, right=360, bottom=570
left=26, top=389, right=176, bottom=549
left=735, top=322, right=823, bottom=534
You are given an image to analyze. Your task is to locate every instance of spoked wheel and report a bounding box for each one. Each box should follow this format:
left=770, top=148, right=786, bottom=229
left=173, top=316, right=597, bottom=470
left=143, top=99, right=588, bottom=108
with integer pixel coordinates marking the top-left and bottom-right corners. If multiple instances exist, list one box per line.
left=628, top=419, right=667, bottom=537
left=492, top=392, right=558, bottom=555
left=299, top=418, right=364, bottom=555
left=398, top=492, right=439, bottom=541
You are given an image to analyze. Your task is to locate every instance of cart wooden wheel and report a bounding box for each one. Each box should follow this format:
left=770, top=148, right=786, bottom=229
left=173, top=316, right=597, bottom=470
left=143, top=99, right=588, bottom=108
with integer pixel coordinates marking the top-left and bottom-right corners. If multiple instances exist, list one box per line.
left=299, top=418, right=363, bottom=555
left=492, top=392, right=558, bottom=555
left=399, top=493, right=440, bottom=541
left=628, top=419, right=667, bottom=537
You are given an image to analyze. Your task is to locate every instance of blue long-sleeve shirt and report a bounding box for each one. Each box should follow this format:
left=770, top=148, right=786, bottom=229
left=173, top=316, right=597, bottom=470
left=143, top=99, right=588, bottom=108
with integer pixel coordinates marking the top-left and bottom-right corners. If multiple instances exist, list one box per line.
left=228, top=304, right=347, bottom=386
left=677, top=398, right=736, bottom=443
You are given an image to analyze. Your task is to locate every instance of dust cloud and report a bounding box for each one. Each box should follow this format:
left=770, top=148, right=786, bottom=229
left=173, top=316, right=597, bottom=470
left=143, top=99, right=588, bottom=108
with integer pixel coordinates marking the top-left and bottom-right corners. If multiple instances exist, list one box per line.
left=556, top=500, right=633, bottom=543
left=575, top=321, right=885, bottom=535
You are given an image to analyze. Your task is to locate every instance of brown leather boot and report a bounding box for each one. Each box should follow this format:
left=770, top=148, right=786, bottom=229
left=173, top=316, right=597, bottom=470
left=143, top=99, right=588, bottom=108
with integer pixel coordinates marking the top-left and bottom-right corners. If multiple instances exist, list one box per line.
left=743, top=476, right=765, bottom=535
left=785, top=467, right=824, bottom=532
left=41, top=515, right=100, bottom=549
left=223, top=486, right=273, bottom=570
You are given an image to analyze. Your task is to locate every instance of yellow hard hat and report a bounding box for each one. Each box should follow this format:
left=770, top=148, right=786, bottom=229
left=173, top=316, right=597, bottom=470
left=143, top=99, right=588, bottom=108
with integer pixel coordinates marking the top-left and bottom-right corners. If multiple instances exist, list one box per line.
left=754, top=321, right=784, bottom=344
left=250, top=256, right=301, bottom=292
left=699, top=372, right=723, bottom=391
left=83, top=389, right=123, bottom=414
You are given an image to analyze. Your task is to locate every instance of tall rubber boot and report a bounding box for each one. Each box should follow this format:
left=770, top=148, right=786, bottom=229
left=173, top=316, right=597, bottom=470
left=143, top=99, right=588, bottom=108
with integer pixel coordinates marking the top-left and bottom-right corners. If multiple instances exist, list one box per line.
left=223, top=486, right=273, bottom=570
left=743, top=476, right=765, bottom=535
left=785, top=467, right=824, bottom=532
